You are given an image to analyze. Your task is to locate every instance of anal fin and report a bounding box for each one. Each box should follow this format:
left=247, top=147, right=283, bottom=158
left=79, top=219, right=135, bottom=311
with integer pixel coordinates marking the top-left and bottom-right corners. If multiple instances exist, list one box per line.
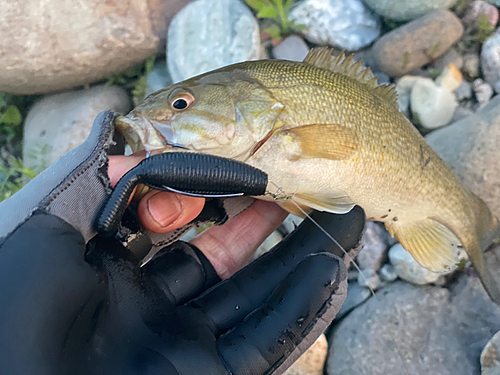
left=387, top=218, right=461, bottom=273
left=292, top=191, right=355, bottom=215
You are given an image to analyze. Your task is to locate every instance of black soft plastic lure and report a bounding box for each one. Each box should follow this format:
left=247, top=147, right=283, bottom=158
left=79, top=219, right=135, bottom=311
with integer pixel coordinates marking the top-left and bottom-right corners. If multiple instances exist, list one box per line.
left=96, top=152, right=268, bottom=236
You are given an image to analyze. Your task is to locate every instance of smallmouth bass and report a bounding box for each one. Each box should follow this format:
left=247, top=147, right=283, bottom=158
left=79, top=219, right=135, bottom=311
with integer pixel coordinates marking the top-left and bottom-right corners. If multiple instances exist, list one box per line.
left=116, top=48, right=500, bottom=304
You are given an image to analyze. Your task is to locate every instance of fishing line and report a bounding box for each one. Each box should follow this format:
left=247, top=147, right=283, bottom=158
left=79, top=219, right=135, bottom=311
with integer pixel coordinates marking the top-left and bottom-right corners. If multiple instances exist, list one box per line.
left=268, top=181, right=410, bottom=375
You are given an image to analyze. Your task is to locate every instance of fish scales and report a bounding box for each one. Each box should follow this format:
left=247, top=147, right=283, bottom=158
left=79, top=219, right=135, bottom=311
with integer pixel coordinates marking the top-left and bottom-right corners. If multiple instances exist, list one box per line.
left=116, top=48, right=500, bottom=304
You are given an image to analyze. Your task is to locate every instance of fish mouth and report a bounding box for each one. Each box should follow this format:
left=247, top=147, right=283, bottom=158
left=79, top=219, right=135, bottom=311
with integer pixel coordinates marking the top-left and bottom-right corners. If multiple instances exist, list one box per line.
left=115, top=115, right=189, bottom=154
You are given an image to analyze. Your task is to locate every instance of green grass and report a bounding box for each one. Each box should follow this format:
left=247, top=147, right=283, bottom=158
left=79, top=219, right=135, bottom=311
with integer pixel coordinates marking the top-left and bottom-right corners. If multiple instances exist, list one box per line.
left=106, top=56, right=156, bottom=105
left=245, top=0, right=306, bottom=40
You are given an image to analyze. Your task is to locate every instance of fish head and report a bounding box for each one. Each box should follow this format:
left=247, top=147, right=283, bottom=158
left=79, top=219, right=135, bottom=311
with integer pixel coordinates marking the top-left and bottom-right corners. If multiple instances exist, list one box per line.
left=116, top=68, right=284, bottom=161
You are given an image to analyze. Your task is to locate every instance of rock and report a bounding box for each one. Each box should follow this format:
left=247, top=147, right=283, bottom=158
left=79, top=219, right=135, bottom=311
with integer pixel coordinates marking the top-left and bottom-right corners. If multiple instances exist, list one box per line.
left=372, top=10, right=464, bottom=77
left=146, top=61, right=173, bottom=96
left=481, top=330, right=500, bottom=375
left=425, top=94, right=500, bottom=218
left=473, top=78, right=494, bottom=106
left=285, top=334, right=328, bottom=375
left=327, top=282, right=450, bottom=375
left=429, top=47, right=464, bottom=72
left=272, top=35, right=310, bottom=62
left=435, top=63, right=463, bottom=92
left=481, top=34, right=500, bottom=93
left=0, top=0, right=187, bottom=95
left=455, top=81, right=473, bottom=101
left=357, top=222, right=389, bottom=271
left=388, top=243, right=446, bottom=285
left=289, top=0, right=381, bottom=51
left=23, top=85, right=131, bottom=172
left=167, top=0, right=260, bottom=83
left=463, top=1, right=499, bottom=28
left=363, top=0, right=457, bottom=21
left=335, top=283, right=372, bottom=320
left=410, top=76, right=458, bottom=129
left=463, top=53, right=480, bottom=78
left=379, top=264, right=398, bottom=282
left=452, top=106, right=474, bottom=122
left=357, top=268, right=381, bottom=290
left=327, top=276, right=500, bottom=375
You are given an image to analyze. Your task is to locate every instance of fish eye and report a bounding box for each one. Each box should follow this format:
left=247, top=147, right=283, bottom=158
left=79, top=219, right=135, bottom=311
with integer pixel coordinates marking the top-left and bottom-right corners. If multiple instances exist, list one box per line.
left=169, top=91, right=195, bottom=111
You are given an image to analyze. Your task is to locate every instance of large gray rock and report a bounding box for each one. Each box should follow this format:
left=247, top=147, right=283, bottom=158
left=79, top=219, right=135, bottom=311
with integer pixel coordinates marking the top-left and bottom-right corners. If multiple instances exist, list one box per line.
left=328, top=282, right=449, bottom=375
left=335, top=283, right=372, bottom=320
left=482, top=330, right=500, bottom=375
left=481, top=33, right=500, bottom=93
left=328, top=276, right=500, bottom=375
left=363, top=0, right=457, bottom=21
left=289, top=0, right=381, bottom=51
left=372, top=10, right=463, bottom=77
left=0, top=0, right=188, bottom=95
left=167, top=0, right=260, bottom=83
left=23, top=85, right=131, bottom=172
left=426, top=94, right=500, bottom=219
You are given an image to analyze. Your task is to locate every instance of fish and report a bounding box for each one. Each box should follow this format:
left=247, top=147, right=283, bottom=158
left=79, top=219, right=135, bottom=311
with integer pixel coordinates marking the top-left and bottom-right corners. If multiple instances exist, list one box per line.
left=115, top=47, right=500, bottom=304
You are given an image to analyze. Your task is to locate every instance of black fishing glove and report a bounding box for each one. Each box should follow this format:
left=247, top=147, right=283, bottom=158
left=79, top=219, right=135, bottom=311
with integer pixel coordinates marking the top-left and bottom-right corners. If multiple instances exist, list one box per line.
left=0, top=111, right=366, bottom=375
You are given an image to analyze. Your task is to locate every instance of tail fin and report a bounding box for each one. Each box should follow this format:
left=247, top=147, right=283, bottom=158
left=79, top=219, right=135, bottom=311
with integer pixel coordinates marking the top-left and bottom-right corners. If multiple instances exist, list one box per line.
left=469, top=193, right=500, bottom=304
left=466, top=240, right=500, bottom=304
left=471, top=193, right=500, bottom=252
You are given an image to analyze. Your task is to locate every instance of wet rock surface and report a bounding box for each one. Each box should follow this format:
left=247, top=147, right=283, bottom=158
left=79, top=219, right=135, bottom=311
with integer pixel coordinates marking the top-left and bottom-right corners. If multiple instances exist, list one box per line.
left=23, top=86, right=130, bottom=172
left=0, top=0, right=187, bottom=95
left=289, top=0, right=381, bottom=51
left=372, top=10, right=463, bottom=77
left=167, top=0, right=260, bottom=83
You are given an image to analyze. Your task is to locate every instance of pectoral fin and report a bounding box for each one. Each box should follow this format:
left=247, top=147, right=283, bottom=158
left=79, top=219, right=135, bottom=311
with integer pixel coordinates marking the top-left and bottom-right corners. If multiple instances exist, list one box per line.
left=292, top=191, right=355, bottom=214
left=387, top=218, right=461, bottom=273
left=286, top=124, right=357, bottom=160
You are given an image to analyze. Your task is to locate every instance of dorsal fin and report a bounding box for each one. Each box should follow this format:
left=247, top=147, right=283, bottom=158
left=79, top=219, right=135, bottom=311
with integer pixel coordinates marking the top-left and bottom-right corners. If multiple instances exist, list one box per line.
left=303, top=47, right=399, bottom=110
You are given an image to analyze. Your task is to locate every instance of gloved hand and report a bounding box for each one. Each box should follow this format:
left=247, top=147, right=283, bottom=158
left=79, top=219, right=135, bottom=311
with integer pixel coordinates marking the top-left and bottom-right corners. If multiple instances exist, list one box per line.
left=0, top=111, right=366, bottom=375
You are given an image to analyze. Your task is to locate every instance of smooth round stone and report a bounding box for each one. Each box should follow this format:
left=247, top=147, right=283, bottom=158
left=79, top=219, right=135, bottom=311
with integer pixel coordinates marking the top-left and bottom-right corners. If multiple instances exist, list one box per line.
left=289, top=0, right=381, bottom=51
left=410, top=77, right=458, bottom=129
left=0, top=0, right=186, bottom=94
left=372, top=10, right=463, bottom=77
left=23, top=85, right=131, bottom=172
left=167, top=0, right=260, bottom=83
left=363, top=0, right=457, bottom=21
